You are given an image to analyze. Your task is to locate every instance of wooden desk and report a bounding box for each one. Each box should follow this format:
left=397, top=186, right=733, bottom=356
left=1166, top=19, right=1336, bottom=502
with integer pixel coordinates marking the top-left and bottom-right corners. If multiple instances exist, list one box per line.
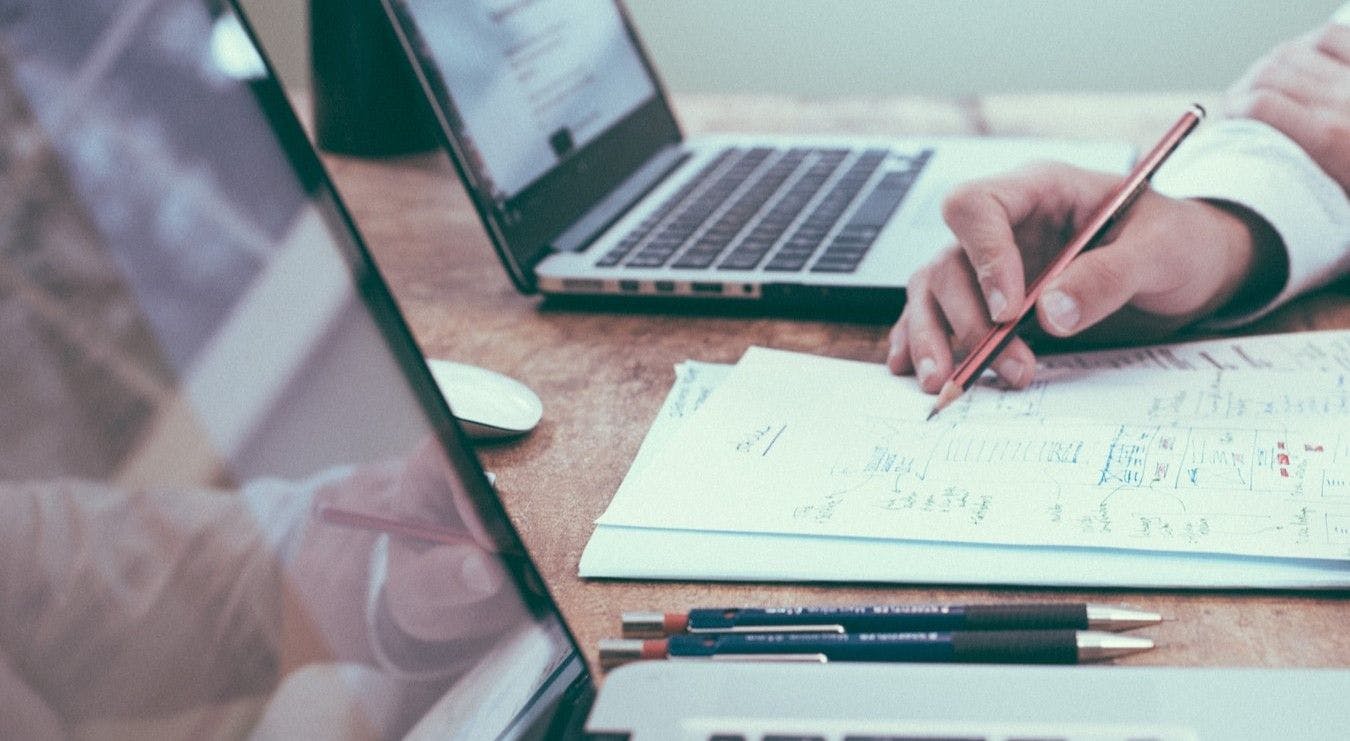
left=317, top=93, right=1350, bottom=676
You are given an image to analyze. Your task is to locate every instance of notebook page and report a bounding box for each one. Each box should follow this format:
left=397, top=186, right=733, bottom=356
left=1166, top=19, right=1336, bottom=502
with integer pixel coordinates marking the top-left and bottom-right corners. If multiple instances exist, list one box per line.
left=598, top=347, right=1350, bottom=561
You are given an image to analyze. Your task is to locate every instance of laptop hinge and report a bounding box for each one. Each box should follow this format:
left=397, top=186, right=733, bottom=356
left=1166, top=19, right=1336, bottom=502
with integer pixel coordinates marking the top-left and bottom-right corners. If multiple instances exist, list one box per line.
left=551, top=144, right=688, bottom=253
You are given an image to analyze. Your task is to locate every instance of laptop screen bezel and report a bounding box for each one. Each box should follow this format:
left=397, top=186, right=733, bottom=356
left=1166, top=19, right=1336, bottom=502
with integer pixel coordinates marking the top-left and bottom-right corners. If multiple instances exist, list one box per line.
left=377, top=0, right=683, bottom=293
left=229, top=2, right=598, bottom=734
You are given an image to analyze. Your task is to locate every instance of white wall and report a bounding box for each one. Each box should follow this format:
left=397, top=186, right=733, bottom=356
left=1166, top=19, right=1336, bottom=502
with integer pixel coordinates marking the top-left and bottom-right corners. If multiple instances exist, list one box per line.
left=241, top=1, right=1343, bottom=96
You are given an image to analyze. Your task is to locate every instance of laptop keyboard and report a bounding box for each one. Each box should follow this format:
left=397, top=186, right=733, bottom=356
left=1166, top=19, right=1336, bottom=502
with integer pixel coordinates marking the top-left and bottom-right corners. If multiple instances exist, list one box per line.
left=594, top=146, right=931, bottom=274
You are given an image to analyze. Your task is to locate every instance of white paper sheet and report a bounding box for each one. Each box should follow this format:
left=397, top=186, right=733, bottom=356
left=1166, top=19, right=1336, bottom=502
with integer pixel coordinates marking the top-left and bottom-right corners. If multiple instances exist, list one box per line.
left=580, top=524, right=1350, bottom=588
left=626, top=361, right=732, bottom=477
left=1037, top=328, right=1350, bottom=374
left=582, top=330, right=1350, bottom=586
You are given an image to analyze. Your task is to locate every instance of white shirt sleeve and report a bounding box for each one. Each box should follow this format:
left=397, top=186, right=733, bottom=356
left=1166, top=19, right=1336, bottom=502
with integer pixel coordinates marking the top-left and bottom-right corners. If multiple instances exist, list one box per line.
left=1151, top=117, right=1350, bottom=327
left=1150, top=3, right=1350, bottom=327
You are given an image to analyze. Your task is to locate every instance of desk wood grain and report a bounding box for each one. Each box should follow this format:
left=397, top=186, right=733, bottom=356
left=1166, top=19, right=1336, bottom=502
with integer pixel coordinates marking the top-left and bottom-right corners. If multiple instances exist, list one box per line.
left=318, top=94, right=1349, bottom=677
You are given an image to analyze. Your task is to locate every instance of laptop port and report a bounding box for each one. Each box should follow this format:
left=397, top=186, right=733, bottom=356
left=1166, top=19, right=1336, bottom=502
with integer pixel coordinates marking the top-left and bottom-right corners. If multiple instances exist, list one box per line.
left=690, top=282, right=723, bottom=294
left=619, top=280, right=641, bottom=292
left=654, top=281, right=676, bottom=293
left=561, top=278, right=604, bottom=292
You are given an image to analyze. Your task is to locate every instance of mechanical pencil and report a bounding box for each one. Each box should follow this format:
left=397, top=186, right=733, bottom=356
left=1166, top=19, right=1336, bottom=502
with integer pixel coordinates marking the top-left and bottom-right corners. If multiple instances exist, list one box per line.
left=600, top=629, right=1153, bottom=669
left=622, top=603, right=1161, bottom=637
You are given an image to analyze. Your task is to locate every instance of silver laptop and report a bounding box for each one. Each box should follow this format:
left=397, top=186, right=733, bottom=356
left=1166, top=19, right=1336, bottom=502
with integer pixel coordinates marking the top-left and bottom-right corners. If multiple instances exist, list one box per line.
left=3, top=2, right=1345, bottom=739
left=376, top=0, right=1133, bottom=315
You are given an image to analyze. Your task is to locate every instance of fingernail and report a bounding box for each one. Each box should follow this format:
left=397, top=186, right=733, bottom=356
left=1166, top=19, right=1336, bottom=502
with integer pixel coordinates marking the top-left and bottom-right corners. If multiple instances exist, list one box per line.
left=1042, top=290, right=1080, bottom=334
left=996, top=356, right=1025, bottom=386
left=916, top=357, right=937, bottom=385
left=985, top=288, right=1008, bottom=322
left=886, top=343, right=900, bottom=366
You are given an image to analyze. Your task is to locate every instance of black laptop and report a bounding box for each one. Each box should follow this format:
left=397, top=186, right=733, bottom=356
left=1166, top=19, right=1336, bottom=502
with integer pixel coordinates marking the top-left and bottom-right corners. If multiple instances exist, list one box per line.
left=1, top=2, right=1345, bottom=739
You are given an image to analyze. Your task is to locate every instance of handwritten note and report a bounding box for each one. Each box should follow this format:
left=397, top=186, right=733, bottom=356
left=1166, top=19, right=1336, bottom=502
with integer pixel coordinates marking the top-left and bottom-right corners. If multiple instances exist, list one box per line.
left=1037, top=329, right=1350, bottom=374
left=598, top=345, right=1350, bottom=561
left=627, top=361, right=731, bottom=476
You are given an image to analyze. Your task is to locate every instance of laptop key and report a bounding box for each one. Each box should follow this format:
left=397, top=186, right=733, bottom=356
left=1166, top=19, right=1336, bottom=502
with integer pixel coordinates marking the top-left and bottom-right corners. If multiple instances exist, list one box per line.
left=841, top=737, right=986, bottom=741
left=845, top=151, right=931, bottom=229
left=596, top=247, right=631, bottom=267
left=717, top=252, right=769, bottom=271
left=847, top=172, right=915, bottom=228
left=821, top=245, right=869, bottom=260
left=829, top=232, right=872, bottom=247
left=673, top=252, right=719, bottom=269
left=839, top=225, right=880, bottom=240
left=810, top=257, right=863, bottom=273
left=764, top=255, right=810, bottom=271
left=717, top=259, right=761, bottom=271
left=625, top=254, right=671, bottom=268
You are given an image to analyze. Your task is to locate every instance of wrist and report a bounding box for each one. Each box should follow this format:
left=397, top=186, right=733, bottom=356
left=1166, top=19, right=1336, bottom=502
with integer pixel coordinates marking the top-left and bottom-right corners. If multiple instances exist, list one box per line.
left=1192, top=198, right=1287, bottom=320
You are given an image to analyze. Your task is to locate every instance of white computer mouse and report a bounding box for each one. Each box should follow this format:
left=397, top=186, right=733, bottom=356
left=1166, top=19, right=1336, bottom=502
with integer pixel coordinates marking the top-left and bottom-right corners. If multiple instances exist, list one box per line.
left=425, top=358, right=543, bottom=439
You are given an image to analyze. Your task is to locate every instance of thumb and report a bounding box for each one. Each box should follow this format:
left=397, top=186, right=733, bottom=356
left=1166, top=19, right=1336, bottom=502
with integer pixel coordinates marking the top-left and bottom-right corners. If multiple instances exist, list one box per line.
left=1035, top=239, right=1154, bottom=336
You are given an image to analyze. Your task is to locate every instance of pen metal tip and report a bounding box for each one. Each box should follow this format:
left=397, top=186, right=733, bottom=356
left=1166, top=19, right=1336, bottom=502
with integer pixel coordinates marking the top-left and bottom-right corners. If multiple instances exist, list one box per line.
left=622, top=611, right=684, bottom=638
left=1076, top=630, right=1154, bottom=662
left=1085, top=604, right=1165, bottom=632
left=599, top=638, right=666, bottom=670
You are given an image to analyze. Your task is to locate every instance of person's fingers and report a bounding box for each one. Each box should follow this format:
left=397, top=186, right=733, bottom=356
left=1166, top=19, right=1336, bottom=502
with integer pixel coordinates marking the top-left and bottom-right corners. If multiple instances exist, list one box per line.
left=1244, top=42, right=1348, bottom=109
left=1038, top=237, right=1157, bottom=337
left=1032, top=194, right=1239, bottom=337
left=931, top=251, right=990, bottom=351
left=941, top=164, right=1118, bottom=324
left=931, top=251, right=1034, bottom=387
left=892, top=253, right=1039, bottom=389
left=886, top=318, right=913, bottom=374
left=940, top=174, right=1046, bottom=323
left=893, top=305, right=1036, bottom=389
left=385, top=543, right=511, bottom=644
left=1315, top=21, right=1350, bottom=65
left=898, top=265, right=956, bottom=392
left=1228, top=59, right=1350, bottom=194
left=992, top=336, right=1037, bottom=390
left=1229, top=87, right=1337, bottom=163
left=971, top=188, right=1245, bottom=342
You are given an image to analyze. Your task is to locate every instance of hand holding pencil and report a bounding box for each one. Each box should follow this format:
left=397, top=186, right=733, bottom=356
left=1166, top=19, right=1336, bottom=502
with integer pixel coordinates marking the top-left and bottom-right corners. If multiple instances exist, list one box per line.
left=887, top=105, right=1286, bottom=406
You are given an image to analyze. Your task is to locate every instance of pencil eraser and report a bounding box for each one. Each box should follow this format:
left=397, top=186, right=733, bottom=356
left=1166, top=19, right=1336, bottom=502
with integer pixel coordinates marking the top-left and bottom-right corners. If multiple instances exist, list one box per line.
left=641, top=639, right=668, bottom=660
left=663, top=613, right=689, bottom=634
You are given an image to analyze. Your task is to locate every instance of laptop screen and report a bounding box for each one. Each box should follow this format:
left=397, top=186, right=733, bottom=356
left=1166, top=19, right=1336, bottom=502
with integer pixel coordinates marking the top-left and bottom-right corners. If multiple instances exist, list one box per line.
left=0, top=1, right=585, bottom=737
left=382, top=0, right=682, bottom=289
left=402, top=0, right=656, bottom=200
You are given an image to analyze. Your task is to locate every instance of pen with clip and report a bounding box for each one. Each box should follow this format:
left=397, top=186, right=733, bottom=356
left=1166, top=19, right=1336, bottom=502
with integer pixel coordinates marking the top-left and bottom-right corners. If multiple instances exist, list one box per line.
left=928, top=104, right=1207, bottom=420
left=622, top=603, right=1161, bottom=637
left=599, top=630, right=1153, bottom=669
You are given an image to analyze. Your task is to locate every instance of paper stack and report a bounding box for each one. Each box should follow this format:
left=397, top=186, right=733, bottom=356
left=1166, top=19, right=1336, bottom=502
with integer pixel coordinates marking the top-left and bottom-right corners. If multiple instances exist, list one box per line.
left=581, top=330, right=1350, bottom=588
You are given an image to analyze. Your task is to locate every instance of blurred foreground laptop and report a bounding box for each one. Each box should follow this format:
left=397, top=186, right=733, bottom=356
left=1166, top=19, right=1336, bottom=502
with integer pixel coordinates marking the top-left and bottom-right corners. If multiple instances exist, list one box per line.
left=2, top=2, right=1346, bottom=739
left=376, top=0, right=1133, bottom=314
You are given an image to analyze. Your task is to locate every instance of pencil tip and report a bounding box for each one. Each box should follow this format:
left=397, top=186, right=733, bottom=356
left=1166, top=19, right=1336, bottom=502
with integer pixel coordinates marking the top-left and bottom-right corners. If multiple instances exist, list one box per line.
left=927, top=381, right=961, bottom=421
